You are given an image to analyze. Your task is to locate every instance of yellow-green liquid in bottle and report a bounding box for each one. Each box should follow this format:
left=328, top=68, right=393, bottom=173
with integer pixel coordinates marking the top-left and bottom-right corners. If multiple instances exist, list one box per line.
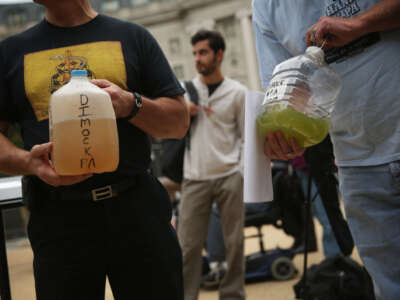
left=257, top=105, right=330, bottom=148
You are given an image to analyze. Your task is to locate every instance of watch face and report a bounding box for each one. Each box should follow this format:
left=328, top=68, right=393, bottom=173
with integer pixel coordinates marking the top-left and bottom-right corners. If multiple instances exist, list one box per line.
left=135, top=93, right=143, bottom=108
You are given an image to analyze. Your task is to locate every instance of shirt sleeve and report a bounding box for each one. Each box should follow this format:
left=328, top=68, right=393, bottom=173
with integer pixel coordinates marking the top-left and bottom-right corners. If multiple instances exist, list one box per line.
left=139, top=28, right=185, bottom=99
left=252, top=1, right=293, bottom=88
left=0, top=46, right=15, bottom=123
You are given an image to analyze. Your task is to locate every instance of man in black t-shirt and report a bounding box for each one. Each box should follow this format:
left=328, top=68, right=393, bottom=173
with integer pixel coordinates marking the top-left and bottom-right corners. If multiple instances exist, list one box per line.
left=0, top=1, right=189, bottom=299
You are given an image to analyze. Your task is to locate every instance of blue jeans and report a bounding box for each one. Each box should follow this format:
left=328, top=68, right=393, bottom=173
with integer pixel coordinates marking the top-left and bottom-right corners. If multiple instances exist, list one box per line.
left=296, top=170, right=341, bottom=258
left=339, top=163, right=400, bottom=300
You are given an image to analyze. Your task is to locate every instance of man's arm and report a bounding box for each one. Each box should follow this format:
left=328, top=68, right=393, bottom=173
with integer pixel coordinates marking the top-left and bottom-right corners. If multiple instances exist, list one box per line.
left=91, top=79, right=190, bottom=139
left=133, top=94, right=189, bottom=139
left=307, top=0, right=400, bottom=48
left=0, top=121, right=30, bottom=175
left=0, top=121, right=91, bottom=186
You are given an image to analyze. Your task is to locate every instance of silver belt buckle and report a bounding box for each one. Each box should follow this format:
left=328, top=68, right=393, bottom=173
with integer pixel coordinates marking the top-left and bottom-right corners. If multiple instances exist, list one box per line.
left=91, top=185, right=113, bottom=201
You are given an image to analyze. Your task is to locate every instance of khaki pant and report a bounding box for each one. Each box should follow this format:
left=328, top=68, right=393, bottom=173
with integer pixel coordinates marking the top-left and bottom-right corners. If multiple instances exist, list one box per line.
left=178, top=172, right=245, bottom=300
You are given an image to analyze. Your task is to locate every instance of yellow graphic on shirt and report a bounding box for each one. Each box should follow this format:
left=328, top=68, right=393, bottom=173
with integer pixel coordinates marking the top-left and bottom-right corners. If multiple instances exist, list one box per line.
left=24, top=41, right=127, bottom=121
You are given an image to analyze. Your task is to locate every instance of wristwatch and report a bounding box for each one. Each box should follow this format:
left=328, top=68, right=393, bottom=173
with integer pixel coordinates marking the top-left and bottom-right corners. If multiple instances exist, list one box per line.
left=123, top=92, right=142, bottom=121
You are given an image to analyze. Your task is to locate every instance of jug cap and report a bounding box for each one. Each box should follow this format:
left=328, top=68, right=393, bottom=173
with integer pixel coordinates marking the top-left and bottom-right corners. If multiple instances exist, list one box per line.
left=71, top=69, right=88, bottom=77
left=305, top=46, right=325, bottom=64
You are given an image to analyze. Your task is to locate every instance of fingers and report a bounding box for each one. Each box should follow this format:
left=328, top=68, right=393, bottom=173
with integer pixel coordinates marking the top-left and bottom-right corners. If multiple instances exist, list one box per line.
left=307, top=26, right=323, bottom=47
left=306, top=27, right=314, bottom=46
left=264, top=137, right=274, bottom=158
left=314, top=26, right=327, bottom=44
left=306, top=18, right=332, bottom=49
left=30, top=142, right=92, bottom=187
left=289, top=137, right=305, bottom=157
left=91, top=79, right=112, bottom=88
left=30, top=142, right=52, bottom=158
left=187, top=102, right=200, bottom=116
left=40, top=170, right=92, bottom=187
left=191, top=106, right=201, bottom=116
left=265, top=132, right=290, bottom=160
left=264, top=132, right=303, bottom=160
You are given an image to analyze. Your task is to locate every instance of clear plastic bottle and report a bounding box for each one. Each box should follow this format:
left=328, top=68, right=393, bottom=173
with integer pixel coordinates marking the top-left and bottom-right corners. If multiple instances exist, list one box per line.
left=257, top=46, right=342, bottom=148
left=49, top=70, right=119, bottom=175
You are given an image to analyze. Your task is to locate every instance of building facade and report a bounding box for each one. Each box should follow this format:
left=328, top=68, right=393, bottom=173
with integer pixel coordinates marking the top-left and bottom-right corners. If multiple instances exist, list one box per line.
left=0, top=1, right=43, bottom=39
left=0, top=0, right=261, bottom=90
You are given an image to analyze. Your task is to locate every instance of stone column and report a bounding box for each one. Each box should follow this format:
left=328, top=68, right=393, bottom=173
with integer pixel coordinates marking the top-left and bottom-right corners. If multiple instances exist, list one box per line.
left=236, top=9, right=261, bottom=91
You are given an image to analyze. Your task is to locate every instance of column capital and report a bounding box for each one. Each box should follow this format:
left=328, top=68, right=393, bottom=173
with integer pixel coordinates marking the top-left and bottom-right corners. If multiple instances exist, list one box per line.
left=235, top=9, right=252, bottom=20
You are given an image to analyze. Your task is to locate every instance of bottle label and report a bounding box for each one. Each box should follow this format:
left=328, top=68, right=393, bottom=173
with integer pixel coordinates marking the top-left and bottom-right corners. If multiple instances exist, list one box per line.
left=78, top=94, right=96, bottom=170
left=264, top=71, right=311, bottom=115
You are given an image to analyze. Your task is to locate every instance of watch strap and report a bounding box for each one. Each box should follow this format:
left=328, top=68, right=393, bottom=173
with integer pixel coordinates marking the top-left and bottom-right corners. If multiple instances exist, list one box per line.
left=122, top=92, right=142, bottom=121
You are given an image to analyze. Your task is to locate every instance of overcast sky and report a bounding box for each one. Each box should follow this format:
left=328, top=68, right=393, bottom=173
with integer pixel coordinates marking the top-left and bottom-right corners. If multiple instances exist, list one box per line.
left=0, top=0, right=33, bottom=4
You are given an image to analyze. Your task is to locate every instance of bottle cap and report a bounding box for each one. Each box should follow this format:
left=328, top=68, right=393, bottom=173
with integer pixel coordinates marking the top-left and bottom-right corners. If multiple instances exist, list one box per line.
left=305, top=46, right=325, bottom=64
left=71, top=69, right=88, bottom=77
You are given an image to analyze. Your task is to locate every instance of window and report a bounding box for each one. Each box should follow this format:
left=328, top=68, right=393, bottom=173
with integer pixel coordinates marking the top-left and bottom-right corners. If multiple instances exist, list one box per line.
left=231, top=56, right=238, bottom=67
left=102, top=0, right=120, bottom=12
left=216, top=17, right=236, bottom=39
left=7, top=9, right=26, bottom=27
left=169, top=38, right=181, bottom=55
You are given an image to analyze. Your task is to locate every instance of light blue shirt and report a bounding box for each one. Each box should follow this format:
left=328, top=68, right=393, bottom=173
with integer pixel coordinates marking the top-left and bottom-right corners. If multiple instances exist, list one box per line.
left=252, top=0, right=400, bottom=167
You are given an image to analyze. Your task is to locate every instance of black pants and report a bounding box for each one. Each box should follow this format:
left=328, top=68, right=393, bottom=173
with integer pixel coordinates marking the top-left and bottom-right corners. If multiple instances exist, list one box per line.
left=27, top=173, right=183, bottom=300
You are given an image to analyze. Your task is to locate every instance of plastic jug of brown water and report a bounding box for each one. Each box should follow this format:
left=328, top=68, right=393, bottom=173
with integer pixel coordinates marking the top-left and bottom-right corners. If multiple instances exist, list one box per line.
left=49, top=70, right=119, bottom=175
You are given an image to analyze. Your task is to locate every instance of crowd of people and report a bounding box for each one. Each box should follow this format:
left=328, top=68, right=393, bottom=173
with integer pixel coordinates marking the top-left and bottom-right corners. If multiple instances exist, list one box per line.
left=0, top=0, right=399, bottom=300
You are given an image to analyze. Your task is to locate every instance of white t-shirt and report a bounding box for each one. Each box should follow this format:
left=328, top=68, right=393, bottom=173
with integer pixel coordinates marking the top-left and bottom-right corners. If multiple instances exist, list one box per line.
left=252, top=0, right=400, bottom=167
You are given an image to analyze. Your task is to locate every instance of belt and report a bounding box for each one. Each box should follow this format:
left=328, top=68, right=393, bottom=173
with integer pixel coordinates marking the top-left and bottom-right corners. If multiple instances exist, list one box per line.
left=50, top=178, right=137, bottom=202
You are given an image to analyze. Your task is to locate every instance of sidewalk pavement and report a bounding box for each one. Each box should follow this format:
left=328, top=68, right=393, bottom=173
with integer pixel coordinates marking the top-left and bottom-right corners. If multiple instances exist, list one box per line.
left=5, top=221, right=360, bottom=300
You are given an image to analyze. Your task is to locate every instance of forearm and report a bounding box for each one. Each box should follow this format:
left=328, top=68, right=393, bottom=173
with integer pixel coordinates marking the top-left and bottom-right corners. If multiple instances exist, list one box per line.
left=131, top=95, right=190, bottom=139
left=90, top=79, right=190, bottom=138
left=355, top=0, right=400, bottom=35
left=0, top=132, right=32, bottom=175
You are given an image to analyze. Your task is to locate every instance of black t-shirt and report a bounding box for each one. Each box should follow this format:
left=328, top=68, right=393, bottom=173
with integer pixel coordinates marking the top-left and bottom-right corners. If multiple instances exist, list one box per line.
left=0, top=15, right=185, bottom=188
left=207, top=80, right=223, bottom=97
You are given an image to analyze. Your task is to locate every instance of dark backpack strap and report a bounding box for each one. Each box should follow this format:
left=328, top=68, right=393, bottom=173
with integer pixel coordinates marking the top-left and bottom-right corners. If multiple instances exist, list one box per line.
left=182, top=80, right=199, bottom=150
left=184, top=80, right=199, bottom=105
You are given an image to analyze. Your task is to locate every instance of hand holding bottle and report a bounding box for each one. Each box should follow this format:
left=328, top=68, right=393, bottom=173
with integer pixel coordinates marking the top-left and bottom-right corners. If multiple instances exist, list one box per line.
left=91, top=79, right=135, bottom=119
left=264, top=132, right=304, bottom=160
left=29, top=142, right=92, bottom=187
left=306, top=16, right=364, bottom=49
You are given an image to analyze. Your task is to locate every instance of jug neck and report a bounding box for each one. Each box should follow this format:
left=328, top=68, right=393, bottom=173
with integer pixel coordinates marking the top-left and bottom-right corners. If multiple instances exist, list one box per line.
left=70, top=69, right=90, bottom=82
left=70, top=75, right=89, bottom=81
left=305, top=46, right=325, bottom=65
